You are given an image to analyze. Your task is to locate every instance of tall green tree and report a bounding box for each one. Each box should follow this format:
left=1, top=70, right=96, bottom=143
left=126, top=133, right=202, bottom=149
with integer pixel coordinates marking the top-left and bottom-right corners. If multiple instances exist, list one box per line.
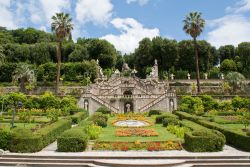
left=183, top=12, right=205, bottom=93
left=51, top=13, right=73, bottom=94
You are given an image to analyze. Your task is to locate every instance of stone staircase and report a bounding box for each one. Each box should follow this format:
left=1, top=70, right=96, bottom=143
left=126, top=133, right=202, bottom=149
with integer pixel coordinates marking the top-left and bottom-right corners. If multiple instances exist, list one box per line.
left=83, top=93, right=119, bottom=113
left=1, top=154, right=250, bottom=167
left=138, top=93, right=167, bottom=112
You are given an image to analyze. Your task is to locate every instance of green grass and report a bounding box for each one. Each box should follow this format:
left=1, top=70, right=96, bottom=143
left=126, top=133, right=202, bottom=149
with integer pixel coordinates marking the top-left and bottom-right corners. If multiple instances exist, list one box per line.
left=219, top=123, right=247, bottom=133
left=0, top=122, right=38, bottom=130
left=97, top=116, right=178, bottom=142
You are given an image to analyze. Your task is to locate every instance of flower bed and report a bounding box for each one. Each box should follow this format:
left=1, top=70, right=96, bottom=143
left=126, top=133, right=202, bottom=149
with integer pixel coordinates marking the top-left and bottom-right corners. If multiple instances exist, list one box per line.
left=112, top=113, right=153, bottom=127
left=115, top=128, right=159, bottom=137
left=93, top=141, right=182, bottom=151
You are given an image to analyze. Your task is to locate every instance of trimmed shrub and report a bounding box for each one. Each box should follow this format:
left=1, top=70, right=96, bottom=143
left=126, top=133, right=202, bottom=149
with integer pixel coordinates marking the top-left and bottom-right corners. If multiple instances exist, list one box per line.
left=197, top=119, right=250, bottom=151
left=155, top=113, right=178, bottom=124
left=71, top=112, right=87, bottom=124
left=0, top=129, right=12, bottom=150
left=162, top=117, right=179, bottom=127
left=91, top=113, right=108, bottom=127
left=96, top=107, right=111, bottom=115
left=148, top=110, right=162, bottom=117
left=175, top=111, right=201, bottom=122
left=184, top=129, right=225, bottom=152
left=177, top=111, right=250, bottom=151
left=179, top=96, right=204, bottom=115
left=9, top=119, right=71, bottom=153
left=57, top=128, right=88, bottom=152
left=84, top=124, right=102, bottom=140
left=40, top=92, right=60, bottom=109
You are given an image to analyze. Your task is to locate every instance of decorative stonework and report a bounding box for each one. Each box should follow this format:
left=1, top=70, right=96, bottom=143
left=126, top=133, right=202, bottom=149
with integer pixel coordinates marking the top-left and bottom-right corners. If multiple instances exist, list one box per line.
left=78, top=60, right=177, bottom=115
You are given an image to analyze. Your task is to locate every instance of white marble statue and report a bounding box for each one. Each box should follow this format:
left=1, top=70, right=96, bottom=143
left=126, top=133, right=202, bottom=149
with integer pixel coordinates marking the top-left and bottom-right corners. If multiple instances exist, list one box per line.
left=170, top=74, right=175, bottom=80
left=187, top=73, right=191, bottom=80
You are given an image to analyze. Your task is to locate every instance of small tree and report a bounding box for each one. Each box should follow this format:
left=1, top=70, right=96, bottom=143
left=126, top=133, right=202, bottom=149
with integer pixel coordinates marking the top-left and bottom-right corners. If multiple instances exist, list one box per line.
left=47, top=108, right=61, bottom=123
left=19, top=110, right=32, bottom=127
left=225, top=72, right=246, bottom=93
left=240, top=112, right=250, bottom=129
left=220, top=59, right=237, bottom=73
left=12, top=63, right=36, bottom=93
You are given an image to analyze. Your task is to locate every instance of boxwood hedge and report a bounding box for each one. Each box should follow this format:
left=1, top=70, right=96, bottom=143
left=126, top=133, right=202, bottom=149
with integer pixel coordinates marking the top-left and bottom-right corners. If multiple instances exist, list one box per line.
left=9, top=119, right=71, bottom=153
left=184, top=129, right=225, bottom=152
left=57, top=128, right=88, bottom=152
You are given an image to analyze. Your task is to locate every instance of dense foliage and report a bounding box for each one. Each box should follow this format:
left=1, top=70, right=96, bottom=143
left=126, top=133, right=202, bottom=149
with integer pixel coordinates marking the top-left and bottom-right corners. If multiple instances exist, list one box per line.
left=1, top=27, right=250, bottom=86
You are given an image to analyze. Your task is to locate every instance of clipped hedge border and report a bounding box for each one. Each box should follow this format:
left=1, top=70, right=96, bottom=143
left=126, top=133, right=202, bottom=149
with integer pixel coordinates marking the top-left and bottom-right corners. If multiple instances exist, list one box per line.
left=197, top=119, right=250, bottom=151
left=0, top=129, right=12, bottom=150
left=71, top=111, right=88, bottom=124
left=184, top=130, right=225, bottom=152
left=176, top=111, right=250, bottom=151
left=9, top=119, right=71, bottom=153
left=155, top=113, right=178, bottom=124
left=57, top=128, right=88, bottom=152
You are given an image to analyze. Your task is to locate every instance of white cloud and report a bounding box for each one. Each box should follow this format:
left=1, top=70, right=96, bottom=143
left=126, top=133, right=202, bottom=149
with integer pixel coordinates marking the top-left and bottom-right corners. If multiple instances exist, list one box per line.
left=39, top=0, right=71, bottom=24
left=226, top=0, right=250, bottom=13
left=207, top=15, right=250, bottom=48
left=207, top=0, right=250, bottom=48
left=0, top=0, right=17, bottom=29
left=101, top=18, right=159, bottom=54
left=75, top=0, right=113, bottom=25
left=39, top=26, right=47, bottom=32
left=126, top=0, right=150, bottom=6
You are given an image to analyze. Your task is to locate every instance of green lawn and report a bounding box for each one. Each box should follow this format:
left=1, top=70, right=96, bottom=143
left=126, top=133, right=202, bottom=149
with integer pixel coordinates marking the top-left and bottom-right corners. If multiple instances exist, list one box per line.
left=0, top=122, right=38, bottom=130
left=219, top=123, right=247, bottom=133
left=97, top=116, right=178, bottom=142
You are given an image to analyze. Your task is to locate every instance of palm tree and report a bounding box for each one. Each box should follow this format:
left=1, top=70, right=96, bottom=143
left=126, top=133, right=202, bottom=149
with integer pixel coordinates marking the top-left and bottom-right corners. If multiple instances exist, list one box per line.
left=51, top=13, right=73, bottom=94
left=12, top=63, right=36, bottom=93
left=183, top=12, right=205, bottom=94
left=225, top=72, right=246, bottom=93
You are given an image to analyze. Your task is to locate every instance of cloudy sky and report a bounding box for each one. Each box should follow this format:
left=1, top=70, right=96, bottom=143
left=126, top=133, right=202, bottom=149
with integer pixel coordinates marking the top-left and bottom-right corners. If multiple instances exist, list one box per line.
left=1, top=0, right=250, bottom=54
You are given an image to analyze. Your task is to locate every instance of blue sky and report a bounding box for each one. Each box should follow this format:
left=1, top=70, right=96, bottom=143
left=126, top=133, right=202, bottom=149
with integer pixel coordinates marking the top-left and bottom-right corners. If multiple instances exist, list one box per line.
left=1, top=0, right=250, bottom=54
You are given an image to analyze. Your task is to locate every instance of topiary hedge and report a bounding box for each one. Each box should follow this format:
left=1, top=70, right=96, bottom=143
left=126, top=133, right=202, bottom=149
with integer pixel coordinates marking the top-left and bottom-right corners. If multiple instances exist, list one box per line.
left=197, top=119, right=250, bottom=151
left=155, top=113, right=178, bottom=124
left=162, top=117, right=179, bottom=127
left=184, top=129, right=225, bottom=152
left=0, top=129, right=12, bottom=150
left=177, top=111, right=250, bottom=151
left=96, top=107, right=112, bottom=115
left=57, top=128, right=88, bottom=152
left=71, top=111, right=88, bottom=124
left=148, top=110, right=162, bottom=117
left=91, top=113, right=108, bottom=127
left=9, top=119, right=71, bottom=153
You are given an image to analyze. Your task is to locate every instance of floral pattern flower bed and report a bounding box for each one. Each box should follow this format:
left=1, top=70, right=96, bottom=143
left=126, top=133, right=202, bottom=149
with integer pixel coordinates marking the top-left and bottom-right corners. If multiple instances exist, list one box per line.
left=115, top=128, right=159, bottom=137
left=112, top=114, right=153, bottom=127
left=114, top=120, right=150, bottom=127
left=93, top=141, right=182, bottom=151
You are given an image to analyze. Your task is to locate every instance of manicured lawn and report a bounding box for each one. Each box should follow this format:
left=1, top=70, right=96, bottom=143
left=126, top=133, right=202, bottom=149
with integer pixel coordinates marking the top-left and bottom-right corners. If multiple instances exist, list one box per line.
left=98, top=116, right=179, bottom=142
left=220, top=123, right=248, bottom=133
left=0, top=122, right=39, bottom=129
left=212, top=116, right=240, bottom=124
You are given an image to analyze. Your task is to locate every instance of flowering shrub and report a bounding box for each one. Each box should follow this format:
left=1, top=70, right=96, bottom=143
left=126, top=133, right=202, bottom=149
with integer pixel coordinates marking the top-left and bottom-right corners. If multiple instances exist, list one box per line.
left=115, top=128, right=159, bottom=137
left=93, top=141, right=182, bottom=151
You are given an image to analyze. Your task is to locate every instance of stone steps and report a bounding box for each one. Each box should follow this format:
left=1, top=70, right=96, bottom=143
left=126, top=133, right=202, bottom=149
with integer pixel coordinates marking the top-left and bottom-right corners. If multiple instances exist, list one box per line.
left=1, top=155, right=250, bottom=167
